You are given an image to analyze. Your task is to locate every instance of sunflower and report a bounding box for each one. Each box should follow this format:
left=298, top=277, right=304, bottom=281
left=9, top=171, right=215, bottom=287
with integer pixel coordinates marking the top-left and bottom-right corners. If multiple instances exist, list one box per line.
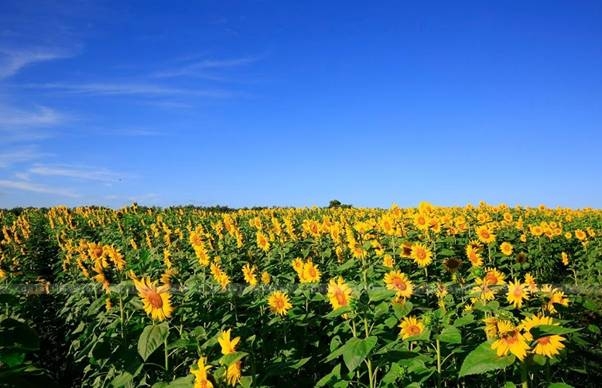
left=466, top=245, right=483, bottom=267
left=300, top=260, right=321, bottom=283
left=191, top=357, right=213, bottom=388
left=218, top=329, right=240, bottom=355
left=443, top=257, right=462, bottom=273
left=472, top=278, right=496, bottom=301
left=506, top=280, right=529, bottom=309
left=500, top=242, right=513, bottom=256
left=574, top=229, right=587, bottom=241
left=491, top=320, right=530, bottom=361
left=384, top=270, right=413, bottom=299
left=483, top=268, right=506, bottom=286
left=523, top=273, right=538, bottom=292
left=561, top=252, right=569, bottom=266
left=483, top=317, right=498, bottom=340
left=133, top=276, right=173, bottom=321
left=242, top=263, right=258, bottom=287
left=516, top=252, right=528, bottom=264
left=476, top=225, right=495, bottom=244
left=400, top=242, right=413, bottom=258
left=533, top=335, right=566, bottom=358
left=256, top=231, right=270, bottom=251
left=327, top=277, right=353, bottom=310
left=399, top=316, right=425, bottom=340
left=291, top=258, right=304, bottom=274
left=268, top=290, right=292, bottom=316
left=410, top=243, right=433, bottom=267
left=382, top=254, right=395, bottom=268
left=413, top=213, right=429, bottom=230
left=261, top=271, right=271, bottom=285
left=520, top=314, right=555, bottom=341
left=226, top=361, right=242, bottom=386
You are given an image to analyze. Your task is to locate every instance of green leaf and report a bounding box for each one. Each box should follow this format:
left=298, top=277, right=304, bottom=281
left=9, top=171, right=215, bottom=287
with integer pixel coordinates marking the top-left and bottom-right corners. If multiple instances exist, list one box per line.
left=342, top=336, right=378, bottom=373
left=503, top=383, right=516, bottom=388
left=438, top=326, right=462, bottom=344
left=221, top=351, right=248, bottom=366
left=290, top=356, right=311, bottom=369
left=316, top=364, right=342, bottom=388
left=381, top=363, right=404, bottom=384
left=531, top=325, right=580, bottom=338
left=0, top=351, right=25, bottom=368
left=533, top=354, right=547, bottom=366
left=0, top=318, right=40, bottom=352
left=368, top=287, right=396, bottom=302
left=324, top=306, right=353, bottom=319
left=393, top=301, right=413, bottom=319
left=137, top=323, right=169, bottom=361
left=453, top=313, right=474, bottom=327
left=111, top=372, right=134, bottom=388
left=548, top=383, right=573, bottom=388
left=165, top=375, right=194, bottom=388
left=459, top=341, right=515, bottom=377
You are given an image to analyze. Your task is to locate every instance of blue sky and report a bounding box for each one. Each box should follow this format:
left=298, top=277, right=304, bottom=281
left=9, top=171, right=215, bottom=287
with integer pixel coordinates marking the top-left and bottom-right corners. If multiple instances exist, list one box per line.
left=1, top=1, right=601, bottom=209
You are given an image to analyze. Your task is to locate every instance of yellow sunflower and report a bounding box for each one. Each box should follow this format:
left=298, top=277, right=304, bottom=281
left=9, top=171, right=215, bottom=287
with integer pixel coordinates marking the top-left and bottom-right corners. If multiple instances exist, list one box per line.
left=399, top=316, right=425, bottom=340
left=218, top=329, right=240, bottom=355
left=506, top=280, right=529, bottom=309
left=133, top=276, right=173, bottom=321
left=226, top=361, right=241, bottom=386
left=466, top=245, right=483, bottom=267
left=561, top=252, right=569, bottom=266
left=410, top=243, right=433, bottom=267
left=191, top=357, right=213, bottom=388
left=327, top=277, right=353, bottom=310
left=491, top=320, right=530, bottom=361
left=483, top=267, right=506, bottom=286
left=533, top=335, right=565, bottom=358
left=261, top=271, right=271, bottom=285
left=476, top=225, right=496, bottom=244
left=300, top=260, right=321, bottom=283
left=242, top=263, right=258, bottom=287
left=384, top=270, right=414, bottom=299
left=500, top=242, right=513, bottom=256
left=268, top=290, right=292, bottom=316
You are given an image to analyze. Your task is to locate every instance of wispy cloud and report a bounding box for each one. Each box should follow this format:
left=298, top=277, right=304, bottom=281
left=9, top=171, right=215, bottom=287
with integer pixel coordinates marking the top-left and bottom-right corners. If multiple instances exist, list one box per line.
left=28, top=163, right=129, bottom=183
left=0, top=104, right=64, bottom=127
left=0, top=179, right=79, bottom=198
left=151, top=56, right=260, bottom=78
left=0, top=146, right=46, bottom=168
left=24, top=82, right=236, bottom=98
left=0, top=103, right=65, bottom=143
left=0, top=47, right=74, bottom=79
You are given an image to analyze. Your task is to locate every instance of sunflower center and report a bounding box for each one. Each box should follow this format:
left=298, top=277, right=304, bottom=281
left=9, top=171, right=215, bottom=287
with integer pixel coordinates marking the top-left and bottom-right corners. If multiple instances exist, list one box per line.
left=408, top=325, right=421, bottom=335
left=147, top=291, right=163, bottom=309
left=393, top=278, right=407, bottom=291
left=275, top=298, right=284, bottom=309
left=335, top=290, right=347, bottom=306
left=537, top=336, right=551, bottom=345
left=513, top=287, right=523, bottom=297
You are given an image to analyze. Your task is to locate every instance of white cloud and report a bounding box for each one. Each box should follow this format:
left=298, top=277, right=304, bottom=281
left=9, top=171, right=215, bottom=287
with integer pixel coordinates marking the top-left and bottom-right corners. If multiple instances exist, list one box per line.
left=0, top=146, right=46, bottom=168
left=152, top=56, right=260, bottom=78
left=0, top=179, right=79, bottom=198
left=0, top=47, right=73, bottom=79
left=0, top=104, right=63, bottom=127
left=0, top=103, right=65, bottom=143
left=25, top=82, right=235, bottom=97
left=28, top=164, right=128, bottom=183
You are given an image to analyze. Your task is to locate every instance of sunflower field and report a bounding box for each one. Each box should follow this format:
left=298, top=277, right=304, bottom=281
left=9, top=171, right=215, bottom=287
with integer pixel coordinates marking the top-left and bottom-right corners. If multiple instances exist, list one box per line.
left=1, top=202, right=601, bottom=387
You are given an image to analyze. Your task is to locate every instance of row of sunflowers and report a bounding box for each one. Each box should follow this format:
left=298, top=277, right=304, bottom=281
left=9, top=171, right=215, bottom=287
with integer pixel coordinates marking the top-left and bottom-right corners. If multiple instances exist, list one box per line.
left=1, top=202, right=601, bottom=387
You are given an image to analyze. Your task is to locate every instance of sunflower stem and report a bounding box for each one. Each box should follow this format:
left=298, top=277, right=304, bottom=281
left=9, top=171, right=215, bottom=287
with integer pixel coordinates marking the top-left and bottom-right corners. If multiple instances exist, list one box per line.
left=520, top=361, right=529, bottom=388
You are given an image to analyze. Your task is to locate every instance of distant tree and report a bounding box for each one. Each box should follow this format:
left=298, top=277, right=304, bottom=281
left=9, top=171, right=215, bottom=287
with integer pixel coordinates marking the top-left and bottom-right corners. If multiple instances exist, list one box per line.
left=329, top=200, right=342, bottom=208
